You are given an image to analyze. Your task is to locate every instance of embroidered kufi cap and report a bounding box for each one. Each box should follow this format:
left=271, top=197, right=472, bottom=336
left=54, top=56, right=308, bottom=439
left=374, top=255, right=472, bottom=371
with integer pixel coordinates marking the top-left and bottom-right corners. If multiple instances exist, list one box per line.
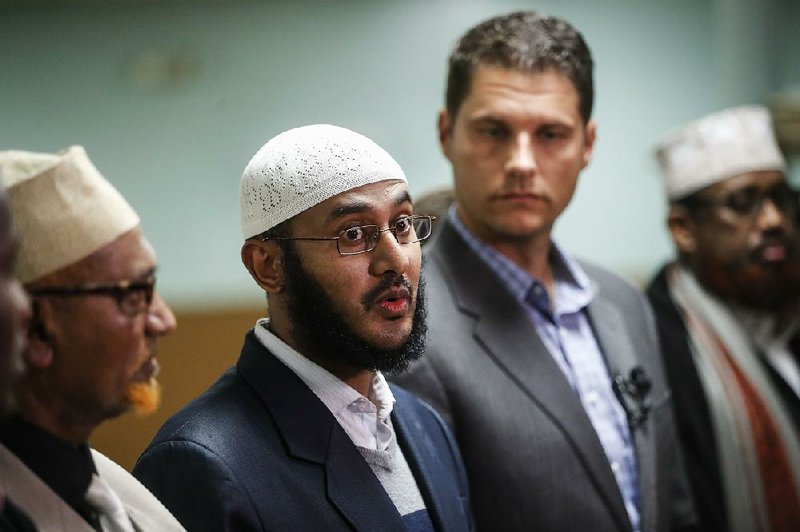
left=656, top=105, right=786, bottom=200
left=240, top=124, right=407, bottom=239
left=0, top=146, right=139, bottom=284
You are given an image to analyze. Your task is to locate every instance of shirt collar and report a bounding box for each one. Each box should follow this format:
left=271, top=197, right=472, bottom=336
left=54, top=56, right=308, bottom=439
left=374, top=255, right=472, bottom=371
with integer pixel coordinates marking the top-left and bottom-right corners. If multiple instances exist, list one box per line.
left=447, top=207, right=595, bottom=315
left=253, top=319, right=395, bottom=420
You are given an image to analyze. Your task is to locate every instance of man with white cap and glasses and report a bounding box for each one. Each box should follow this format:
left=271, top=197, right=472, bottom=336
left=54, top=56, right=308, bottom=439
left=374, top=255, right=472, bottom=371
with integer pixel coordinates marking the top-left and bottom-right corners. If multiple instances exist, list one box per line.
left=0, top=146, right=183, bottom=531
left=133, top=124, right=472, bottom=531
left=647, top=105, right=800, bottom=532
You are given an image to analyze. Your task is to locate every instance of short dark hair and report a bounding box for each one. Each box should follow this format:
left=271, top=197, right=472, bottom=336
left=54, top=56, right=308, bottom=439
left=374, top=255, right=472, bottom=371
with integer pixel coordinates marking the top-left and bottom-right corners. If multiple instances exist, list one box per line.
left=445, top=11, right=594, bottom=123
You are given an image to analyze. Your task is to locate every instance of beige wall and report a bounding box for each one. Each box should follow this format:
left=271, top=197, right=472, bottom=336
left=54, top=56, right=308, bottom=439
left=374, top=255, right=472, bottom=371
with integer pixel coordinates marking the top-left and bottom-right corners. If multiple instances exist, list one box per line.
left=90, top=306, right=264, bottom=471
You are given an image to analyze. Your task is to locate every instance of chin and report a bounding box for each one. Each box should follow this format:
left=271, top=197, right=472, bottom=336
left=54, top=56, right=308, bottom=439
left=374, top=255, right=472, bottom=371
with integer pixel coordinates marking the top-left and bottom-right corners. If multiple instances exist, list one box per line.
left=125, top=378, right=162, bottom=416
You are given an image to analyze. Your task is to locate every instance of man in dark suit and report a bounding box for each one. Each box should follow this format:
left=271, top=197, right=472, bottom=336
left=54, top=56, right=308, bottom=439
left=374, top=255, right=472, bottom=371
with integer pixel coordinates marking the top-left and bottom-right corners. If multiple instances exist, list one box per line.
left=394, top=11, right=695, bottom=532
left=647, top=106, right=800, bottom=532
left=133, top=124, right=473, bottom=531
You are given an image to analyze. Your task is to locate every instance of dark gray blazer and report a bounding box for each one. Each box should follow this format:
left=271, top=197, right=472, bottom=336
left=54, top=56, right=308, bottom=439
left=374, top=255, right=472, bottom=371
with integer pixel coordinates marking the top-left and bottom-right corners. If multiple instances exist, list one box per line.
left=395, top=219, right=695, bottom=532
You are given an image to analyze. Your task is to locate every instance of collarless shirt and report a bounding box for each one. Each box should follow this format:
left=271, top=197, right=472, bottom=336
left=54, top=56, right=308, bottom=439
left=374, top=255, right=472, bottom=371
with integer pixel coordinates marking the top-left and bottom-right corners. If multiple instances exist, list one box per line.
left=0, top=416, right=101, bottom=530
left=254, top=319, right=396, bottom=452
left=449, top=208, right=641, bottom=532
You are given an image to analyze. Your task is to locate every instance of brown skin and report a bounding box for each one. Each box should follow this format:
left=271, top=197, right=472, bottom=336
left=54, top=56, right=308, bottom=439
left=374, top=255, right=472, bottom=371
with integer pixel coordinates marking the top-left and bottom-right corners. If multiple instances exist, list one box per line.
left=241, top=180, right=421, bottom=397
left=438, top=66, right=596, bottom=295
left=17, top=228, right=176, bottom=445
left=0, top=197, right=31, bottom=416
left=669, top=170, right=800, bottom=315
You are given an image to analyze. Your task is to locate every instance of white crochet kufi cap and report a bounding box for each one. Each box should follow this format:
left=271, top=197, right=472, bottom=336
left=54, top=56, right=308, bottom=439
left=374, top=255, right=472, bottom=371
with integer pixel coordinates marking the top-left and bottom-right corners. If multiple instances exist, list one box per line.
left=0, top=146, right=140, bottom=284
left=656, top=105, right=786, bottom=200
left=240, top=124, right=407, bottom=239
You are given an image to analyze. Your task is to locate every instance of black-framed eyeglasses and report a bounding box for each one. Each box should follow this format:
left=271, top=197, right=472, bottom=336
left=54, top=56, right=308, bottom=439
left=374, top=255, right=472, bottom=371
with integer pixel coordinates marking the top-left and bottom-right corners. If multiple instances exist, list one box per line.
left=28, top=275, right=156, bottom=318
left=689, top=181, right=799, bottom=219
left=261, top=215, right=435, bottom=256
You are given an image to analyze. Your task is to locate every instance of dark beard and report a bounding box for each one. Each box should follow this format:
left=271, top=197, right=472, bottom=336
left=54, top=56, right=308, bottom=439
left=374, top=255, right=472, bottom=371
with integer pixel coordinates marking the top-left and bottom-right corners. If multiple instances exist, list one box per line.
left=693, top=235, right=800, bottom=313
left=280, top=242, right=426, bottom=376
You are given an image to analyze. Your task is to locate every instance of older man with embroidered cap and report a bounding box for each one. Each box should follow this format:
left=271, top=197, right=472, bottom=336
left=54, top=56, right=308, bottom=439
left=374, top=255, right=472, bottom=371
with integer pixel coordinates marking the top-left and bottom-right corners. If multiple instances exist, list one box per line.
left=133, top=124, right=472, bottom=532
left=647, top=106, right=800, bottom=532
left=0, top=146, right=183, bottom=532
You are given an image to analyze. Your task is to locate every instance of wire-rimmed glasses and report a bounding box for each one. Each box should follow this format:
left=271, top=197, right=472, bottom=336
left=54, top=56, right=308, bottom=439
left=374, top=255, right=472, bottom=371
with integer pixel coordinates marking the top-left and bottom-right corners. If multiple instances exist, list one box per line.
left=261, top=215, right=435, bottom=256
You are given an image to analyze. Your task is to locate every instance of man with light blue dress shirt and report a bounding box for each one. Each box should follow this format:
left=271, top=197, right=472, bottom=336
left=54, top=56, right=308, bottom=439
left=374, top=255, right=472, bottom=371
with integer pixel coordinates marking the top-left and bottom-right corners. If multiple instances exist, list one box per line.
left=394, top=11, right=696, bottom=531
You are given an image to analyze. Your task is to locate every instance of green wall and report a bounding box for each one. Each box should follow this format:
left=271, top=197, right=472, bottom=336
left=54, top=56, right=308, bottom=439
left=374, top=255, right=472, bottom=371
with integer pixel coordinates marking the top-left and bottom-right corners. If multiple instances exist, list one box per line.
left=1, top=0, right=797, bottom=308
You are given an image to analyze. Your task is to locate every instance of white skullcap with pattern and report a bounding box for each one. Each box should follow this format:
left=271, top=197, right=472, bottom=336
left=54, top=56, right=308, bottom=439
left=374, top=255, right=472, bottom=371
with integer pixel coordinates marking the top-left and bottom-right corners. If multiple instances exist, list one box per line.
left=240, top=124, right=407, bottom=239
left=0, top=145, right=139, bottom=284
left=656, top=105, right=786, bottom=200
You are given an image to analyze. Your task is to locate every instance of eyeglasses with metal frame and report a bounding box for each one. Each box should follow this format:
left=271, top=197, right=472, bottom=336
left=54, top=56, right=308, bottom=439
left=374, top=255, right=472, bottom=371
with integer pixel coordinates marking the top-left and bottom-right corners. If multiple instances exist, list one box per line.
left=260, top=215, right=435, bottom=256
left=688, top=181, right=799, bottom=219
left=28, top=275, right=157, bottom=318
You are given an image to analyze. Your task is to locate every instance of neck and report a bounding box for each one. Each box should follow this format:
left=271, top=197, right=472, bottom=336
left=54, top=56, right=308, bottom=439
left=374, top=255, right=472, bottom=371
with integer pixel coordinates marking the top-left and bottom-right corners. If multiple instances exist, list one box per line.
left=490, top=235, right=555, bottom=296
left=456, top=210, right=555, bottom=293
left=267, top=315, right=375, bottom=398
left=16, top=388, right=94, bottom=447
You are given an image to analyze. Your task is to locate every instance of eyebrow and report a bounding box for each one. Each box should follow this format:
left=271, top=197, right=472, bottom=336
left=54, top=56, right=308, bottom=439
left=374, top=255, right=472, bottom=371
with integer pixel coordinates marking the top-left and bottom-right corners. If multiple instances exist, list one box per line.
left=134, top=267, right=157, bottom=281
left=325, top=189, right=412, bottom=223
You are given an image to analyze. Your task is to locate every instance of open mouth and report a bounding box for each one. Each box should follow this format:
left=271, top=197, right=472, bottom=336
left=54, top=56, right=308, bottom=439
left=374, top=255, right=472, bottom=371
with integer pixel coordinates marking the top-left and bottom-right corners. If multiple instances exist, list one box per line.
left=375, top=286, right=411, bottom=317
left=756, top=239, right=790, bottom=263
left=133, top=357, right=160, bottom=382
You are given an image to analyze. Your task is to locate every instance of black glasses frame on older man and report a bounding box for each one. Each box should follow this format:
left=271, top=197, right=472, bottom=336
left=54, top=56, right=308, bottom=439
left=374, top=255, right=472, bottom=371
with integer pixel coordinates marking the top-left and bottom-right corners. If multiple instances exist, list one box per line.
left=687, top=181, right=799, bottom=219
left=261, top=215, right=435, bottom=256
left=29, top=274, right=156, bottom=318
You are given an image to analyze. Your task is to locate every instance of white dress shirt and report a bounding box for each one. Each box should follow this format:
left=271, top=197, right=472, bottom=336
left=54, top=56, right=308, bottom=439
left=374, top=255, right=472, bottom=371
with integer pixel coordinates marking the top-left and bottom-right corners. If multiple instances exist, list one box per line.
left=254, top=318, right=396, bottom=451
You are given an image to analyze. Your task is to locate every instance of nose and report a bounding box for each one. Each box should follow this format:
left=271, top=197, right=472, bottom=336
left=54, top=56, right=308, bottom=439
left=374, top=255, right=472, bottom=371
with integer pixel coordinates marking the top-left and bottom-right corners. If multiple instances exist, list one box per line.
left=756, top=197, right=788, bottom=231
left=368, top=228, right=413, bottom=278
left=146, top=291, right=177, bottom=336
left=505, top=132, right=536, bottom=180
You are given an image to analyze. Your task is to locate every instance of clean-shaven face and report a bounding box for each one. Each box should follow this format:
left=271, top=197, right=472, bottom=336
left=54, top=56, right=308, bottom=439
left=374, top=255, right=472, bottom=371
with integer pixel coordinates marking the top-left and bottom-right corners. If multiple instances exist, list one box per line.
left=440, top=66, right=596, bottom=244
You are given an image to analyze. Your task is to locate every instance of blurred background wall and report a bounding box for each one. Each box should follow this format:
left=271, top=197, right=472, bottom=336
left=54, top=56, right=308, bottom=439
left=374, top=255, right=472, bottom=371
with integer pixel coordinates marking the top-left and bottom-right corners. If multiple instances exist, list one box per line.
left=1, top=0, right=798, bottom=469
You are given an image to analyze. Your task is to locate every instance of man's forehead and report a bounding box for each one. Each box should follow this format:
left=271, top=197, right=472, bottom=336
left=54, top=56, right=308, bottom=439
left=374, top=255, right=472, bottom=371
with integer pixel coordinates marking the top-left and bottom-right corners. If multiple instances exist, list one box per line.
left=706, top=170, right=786, bottom=195
left=72, top=228, right=156, bottom=282
left=319, top=180, right=410, bottom=220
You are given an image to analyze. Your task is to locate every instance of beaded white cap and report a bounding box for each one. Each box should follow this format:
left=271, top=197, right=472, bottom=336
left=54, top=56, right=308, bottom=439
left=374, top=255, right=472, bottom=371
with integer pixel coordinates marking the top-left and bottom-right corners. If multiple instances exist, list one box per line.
left=656, top=106, right=786, bottom=200
left=0, top=146, right=139, bottom=284
left=240, top=124, right=407, bottom=239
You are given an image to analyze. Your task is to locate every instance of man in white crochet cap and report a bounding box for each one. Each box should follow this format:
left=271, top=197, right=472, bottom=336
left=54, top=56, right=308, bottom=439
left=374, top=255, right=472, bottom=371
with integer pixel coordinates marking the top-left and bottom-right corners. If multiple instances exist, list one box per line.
left=0, top=146, right=185, bottom=531
left=646, top=106, right=800, bottom=532
left=134, top=124, right=473, bottom=532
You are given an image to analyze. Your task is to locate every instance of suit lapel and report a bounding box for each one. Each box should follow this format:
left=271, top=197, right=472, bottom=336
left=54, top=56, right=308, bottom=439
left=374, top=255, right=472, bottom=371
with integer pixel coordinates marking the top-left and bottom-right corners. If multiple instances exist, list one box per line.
left=390, top=391, right=455, bottom=532
left=587, top=292, right=657, bottom=531
left=236, top=332, right=406, bottom=532
left=433, top=221, right=633, bottom=531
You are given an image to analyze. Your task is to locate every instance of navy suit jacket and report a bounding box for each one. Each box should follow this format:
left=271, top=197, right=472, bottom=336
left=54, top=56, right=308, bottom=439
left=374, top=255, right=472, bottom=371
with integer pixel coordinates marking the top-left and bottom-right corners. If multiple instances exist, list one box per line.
left=133, top=330, right=472, bottom=532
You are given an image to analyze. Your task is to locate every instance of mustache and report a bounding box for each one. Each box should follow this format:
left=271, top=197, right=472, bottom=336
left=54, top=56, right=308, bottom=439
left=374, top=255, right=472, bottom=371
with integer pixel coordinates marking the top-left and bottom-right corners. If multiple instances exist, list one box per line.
left=361, top=275, right=413, bottom=309
left=753, top=232, right=794, bottom=258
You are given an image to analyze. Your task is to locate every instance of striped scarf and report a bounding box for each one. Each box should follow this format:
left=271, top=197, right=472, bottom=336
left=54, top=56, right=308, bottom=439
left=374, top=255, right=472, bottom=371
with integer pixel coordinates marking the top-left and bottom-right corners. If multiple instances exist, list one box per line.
left=668, top=264, right=800, bottom=532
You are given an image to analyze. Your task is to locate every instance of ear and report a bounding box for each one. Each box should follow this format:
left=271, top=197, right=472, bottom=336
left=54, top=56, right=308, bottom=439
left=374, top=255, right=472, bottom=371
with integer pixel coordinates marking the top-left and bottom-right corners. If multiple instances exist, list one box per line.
left=241, top=239, right=285, bottom=293
left=667, top=204, right=698, bottom=254
left=25, top=299, right=54, bottom=370
left=581, top=119, right=597, bottom=169
left=437, top=108, right=453, bottom=161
